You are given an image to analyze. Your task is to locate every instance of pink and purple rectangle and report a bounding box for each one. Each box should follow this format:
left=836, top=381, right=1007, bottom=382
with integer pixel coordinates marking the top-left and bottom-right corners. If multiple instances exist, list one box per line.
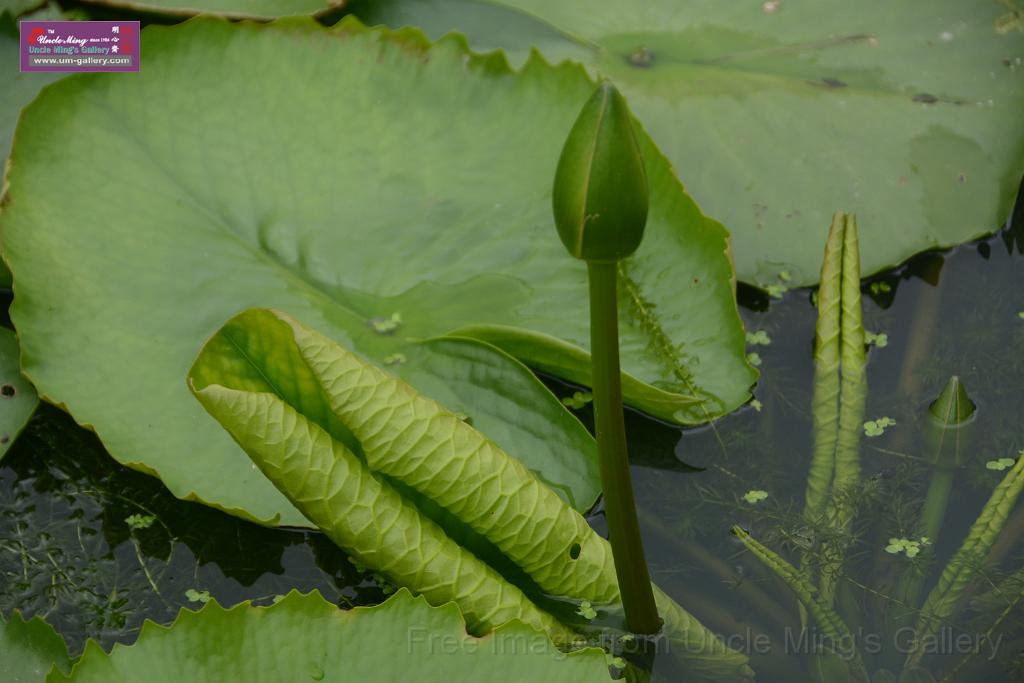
left=20, top=20, right=140, bottom=73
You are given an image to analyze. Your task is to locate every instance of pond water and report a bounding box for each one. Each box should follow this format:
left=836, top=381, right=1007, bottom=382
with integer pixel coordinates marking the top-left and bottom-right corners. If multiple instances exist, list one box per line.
left=2, top=193, right=1021, bottom=682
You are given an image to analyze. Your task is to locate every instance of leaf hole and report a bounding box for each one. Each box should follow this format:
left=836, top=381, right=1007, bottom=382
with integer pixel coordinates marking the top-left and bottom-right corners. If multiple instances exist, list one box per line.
left=569, top=543, right=581, bottom=560
left=1, top=384, right=15, bottom=397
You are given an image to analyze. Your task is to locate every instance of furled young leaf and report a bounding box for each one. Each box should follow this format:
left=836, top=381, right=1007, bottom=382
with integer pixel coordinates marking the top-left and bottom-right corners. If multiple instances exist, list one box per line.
left=190, top=308, right=754, bottom=682
left=1, top=17, right=754, bottom=525
left=397, top=337, right=601, bottom=510
left=216, top=309, right=617, bottom=602
left=355, top=0, right=1024, bottom=285
left=820, top=214, right=866, bottom=600
left=907, top=456, right=1024, bottom=666
left=730, top=526, right=866, bottom=678
left=803, top=214, right=845, bottom=523
left=47, top=589, right=611, bottom=682
left=0, top=326, right=38, bottom=460
left=0, top=611, right=71, bottom=682
left=800, top=214, right=866, bottom=603
left=190, top=343, right=572, bottom=641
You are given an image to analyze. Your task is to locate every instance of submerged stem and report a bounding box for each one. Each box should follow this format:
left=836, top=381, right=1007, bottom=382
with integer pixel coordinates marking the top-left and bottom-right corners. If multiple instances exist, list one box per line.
left=587, top=260, right=661, bottom=634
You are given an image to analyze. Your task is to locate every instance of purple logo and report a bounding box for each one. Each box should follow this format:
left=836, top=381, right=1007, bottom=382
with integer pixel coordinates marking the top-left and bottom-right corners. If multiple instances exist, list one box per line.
left=20, top=21, right=140, bottom=73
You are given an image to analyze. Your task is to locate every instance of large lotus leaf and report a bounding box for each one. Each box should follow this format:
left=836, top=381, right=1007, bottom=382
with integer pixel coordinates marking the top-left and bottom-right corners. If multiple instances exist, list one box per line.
left=0, top=327, right=38, bottom=460
left=48, top=589, right=611, bottom=682
left=0, top=8, right=62, bottom=163
left=1, top=18, right=755, bottom=523
left=76, top=0, right=343, bottom=20
left=0, top=612, right=71, bottom=682
left=354, top=0, right=1024, bottom=286
left=0, top=6, right=64, bottom=287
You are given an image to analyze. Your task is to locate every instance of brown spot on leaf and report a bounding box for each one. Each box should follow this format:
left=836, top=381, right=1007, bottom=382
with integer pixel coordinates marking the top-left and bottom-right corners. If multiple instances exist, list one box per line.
left=628, top=47, right=654, bottom=68
left=1, top=384, right=15, bottom=397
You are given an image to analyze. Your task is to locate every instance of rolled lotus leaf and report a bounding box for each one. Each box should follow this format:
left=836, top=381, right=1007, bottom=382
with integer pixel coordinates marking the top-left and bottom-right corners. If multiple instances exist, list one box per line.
left=805, top=212, right=867, bottom=524
left=908, top=455, right=1024, bottom=666
left=189, top=308, right=753, bottom=681
left=820, top=213, right=867, bottom=602
left=190, top=365, right=571, bottom=642
left=289, top=317, right=621, bottom=602
left=731, top=526, right=867, bottom=681
left=802, top=213, right=867, bottom=604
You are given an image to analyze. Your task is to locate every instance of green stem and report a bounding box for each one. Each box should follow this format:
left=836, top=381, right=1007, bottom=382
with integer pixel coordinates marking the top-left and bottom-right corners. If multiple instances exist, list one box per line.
left=587, top=260, right=661, bottom=634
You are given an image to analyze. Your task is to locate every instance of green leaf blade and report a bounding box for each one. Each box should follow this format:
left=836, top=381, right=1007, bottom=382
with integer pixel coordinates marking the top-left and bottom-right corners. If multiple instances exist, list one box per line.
left=1, top=612, right=71, bottom=683
left=357, top=0, right=1024, bottom=285
left=804, top=213, right=845, bottom=522
left=909, top=456, right=1024, bottom=665
left=190, top=376, right=572, bottom=641
left=47, top=590, right=610, bottom=682
left=0, top=327, right=38, bottom=461
left=1, top=17, right=752, bottom=525
left=730, top=526, right=866, bottom=679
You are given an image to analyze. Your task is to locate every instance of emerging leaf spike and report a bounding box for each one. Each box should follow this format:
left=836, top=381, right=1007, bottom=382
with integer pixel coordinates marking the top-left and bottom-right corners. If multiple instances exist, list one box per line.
left=928, top=375, right=976, bottom=426
left=552, top=80, right=648, bottom=262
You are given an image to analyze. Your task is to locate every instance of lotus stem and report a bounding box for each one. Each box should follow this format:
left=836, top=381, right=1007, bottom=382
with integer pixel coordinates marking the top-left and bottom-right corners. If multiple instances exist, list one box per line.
left=587, top=260, right=661, bottom=634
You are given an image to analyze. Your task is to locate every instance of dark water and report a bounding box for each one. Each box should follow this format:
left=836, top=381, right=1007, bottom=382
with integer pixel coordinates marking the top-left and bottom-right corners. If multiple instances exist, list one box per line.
left=2, top=198, right=1022, bottom=681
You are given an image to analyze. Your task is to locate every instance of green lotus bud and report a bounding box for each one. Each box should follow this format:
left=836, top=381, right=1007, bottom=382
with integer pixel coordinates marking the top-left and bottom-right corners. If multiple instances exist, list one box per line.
left=552, top=81, right=648, bottom=262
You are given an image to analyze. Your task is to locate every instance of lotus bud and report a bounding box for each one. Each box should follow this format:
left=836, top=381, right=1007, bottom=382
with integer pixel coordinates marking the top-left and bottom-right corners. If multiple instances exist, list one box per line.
left=552, top=81, right=648, bottom=263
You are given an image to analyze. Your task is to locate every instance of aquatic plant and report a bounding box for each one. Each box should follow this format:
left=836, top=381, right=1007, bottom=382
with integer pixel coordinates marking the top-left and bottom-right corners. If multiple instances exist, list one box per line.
left=0, top=18, right=755, bottom=529
left=358, top=0, right=1024, bottom=286
left=802, top=212, right=867, bottom=604
left=188, top=308, right=754, bottom=681
left=907, top=455, right=1024, bottom=666
left=3, top=590, right=611, bottom=682
left=731, top=215, right=1024, bottom=682
left=0, top=3, right=1021, bottom=681
left=0, top=328, right=38, bottom=461
left=552, top=80, right=660, bottom=635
